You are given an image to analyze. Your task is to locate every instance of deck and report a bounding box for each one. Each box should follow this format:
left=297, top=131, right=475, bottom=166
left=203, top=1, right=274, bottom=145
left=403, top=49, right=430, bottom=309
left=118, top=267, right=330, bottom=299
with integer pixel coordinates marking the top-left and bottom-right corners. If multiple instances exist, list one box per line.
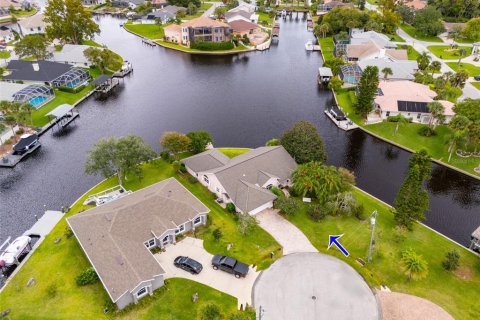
left=0, top=143, right=41, bottom=168
left=324, top=110, right=359, bottom=131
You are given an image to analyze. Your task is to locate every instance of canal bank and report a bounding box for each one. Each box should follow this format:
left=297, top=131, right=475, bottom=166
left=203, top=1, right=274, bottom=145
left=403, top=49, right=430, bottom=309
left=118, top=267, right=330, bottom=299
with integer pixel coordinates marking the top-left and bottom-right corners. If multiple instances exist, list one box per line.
left=1, top=16, right=479, bottom=250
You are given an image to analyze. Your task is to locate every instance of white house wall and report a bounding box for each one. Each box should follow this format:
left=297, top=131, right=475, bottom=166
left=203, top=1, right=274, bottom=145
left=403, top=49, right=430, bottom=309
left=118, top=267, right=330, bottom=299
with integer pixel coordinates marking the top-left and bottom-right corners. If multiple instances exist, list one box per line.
left=248, top=201, right=274, bottom=216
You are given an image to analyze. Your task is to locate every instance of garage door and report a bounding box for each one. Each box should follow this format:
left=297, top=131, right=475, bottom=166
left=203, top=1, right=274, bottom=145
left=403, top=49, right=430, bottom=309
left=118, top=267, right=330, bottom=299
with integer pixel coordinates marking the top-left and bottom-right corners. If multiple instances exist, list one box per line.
left=248, top=201, right=273, bottom=216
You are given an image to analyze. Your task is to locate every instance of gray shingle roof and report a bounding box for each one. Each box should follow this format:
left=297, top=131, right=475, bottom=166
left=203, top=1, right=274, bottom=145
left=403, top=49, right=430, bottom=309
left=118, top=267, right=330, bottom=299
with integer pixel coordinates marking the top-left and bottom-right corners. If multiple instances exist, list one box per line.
left=67, top=178, right=209, bottom=302
left=182, top=149, right=230, bottom=173
left=358, top=58, right=418, bottom=80
left=4, top=60, right=73, bottom=82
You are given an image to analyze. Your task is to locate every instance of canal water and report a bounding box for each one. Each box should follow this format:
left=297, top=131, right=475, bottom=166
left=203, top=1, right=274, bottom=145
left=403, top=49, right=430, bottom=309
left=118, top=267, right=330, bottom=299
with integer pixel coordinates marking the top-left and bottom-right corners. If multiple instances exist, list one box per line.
left=1, top=16, right=479, bottom=247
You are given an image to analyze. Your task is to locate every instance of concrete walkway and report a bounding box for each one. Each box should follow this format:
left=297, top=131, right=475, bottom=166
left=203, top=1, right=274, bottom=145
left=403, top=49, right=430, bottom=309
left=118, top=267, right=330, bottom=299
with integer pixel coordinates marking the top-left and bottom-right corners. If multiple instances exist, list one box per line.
left=256, top=209, right=317, bottom=255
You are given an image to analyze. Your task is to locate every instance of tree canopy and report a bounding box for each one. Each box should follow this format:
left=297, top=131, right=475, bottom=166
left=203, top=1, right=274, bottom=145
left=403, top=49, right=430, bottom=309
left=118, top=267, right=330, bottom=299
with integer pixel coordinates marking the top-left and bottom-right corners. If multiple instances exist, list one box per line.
left=85, top=136, right=156, bottom=185
left=463, top=17, right=480, bottom=41
left=44, top=0, right=100, bottom=44
left=355, top=65, right=379, bottom=118
left=84, top=47, right=121, bottom=73
left=400, top=249, right=429, bottom=282
left=14, top=35, right=50, bottom=60
left=413, top=7, right=446, bottom=36
left=280, top=121, right=327, bottom=164
left=160, top=131, right=191, bottom=158
left=186, top=131, right=213, bottom=154
left=168, top=0, right=201, bottom=8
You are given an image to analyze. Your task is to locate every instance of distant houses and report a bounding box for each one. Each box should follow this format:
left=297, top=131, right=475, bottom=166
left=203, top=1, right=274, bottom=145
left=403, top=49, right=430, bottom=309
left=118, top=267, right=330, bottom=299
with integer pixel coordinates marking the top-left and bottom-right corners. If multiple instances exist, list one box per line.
left=50, top=44, right=96, bottom=67
left=182, top=146, right=297, bottom=215
left=16, top=13, right=46, bottom=37
left=225, top=9, right=258, bottom=24
left=316, top=1, right=353, bottom=15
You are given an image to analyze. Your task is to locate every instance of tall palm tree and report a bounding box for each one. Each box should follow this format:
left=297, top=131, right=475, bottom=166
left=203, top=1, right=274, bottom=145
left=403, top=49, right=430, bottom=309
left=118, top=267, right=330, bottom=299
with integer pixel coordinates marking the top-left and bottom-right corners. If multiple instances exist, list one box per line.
left=292, top=162, right=322, bottom=198
left=381, top=67, right=393, bottom=80
left=319, top=23, right=330, bottom=38
left=416, top=52, right=431, bottom=71
left=400, top=249, right=429, bottom=282
left=447, top=115, right=470, bottom=162
left=427, top=101, right=445, bottom=129
left=394, top=114, right=409, bottom=135
left=429, top=60, right=442, bottom=76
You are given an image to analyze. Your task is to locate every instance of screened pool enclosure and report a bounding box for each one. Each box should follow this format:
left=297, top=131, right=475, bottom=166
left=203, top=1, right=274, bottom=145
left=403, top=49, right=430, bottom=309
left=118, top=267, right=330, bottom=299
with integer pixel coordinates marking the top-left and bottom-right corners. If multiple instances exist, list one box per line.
left=51, top=68, right=90, bottom=88
left=339, top=64, right=363, bottom=86
left=13, top=85, right=55, bottom=109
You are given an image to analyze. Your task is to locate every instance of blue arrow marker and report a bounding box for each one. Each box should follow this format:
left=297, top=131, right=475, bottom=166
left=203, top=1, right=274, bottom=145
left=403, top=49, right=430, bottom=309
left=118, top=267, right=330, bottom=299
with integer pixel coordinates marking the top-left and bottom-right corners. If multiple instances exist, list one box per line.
left=328, top=234, right=350, bottom=257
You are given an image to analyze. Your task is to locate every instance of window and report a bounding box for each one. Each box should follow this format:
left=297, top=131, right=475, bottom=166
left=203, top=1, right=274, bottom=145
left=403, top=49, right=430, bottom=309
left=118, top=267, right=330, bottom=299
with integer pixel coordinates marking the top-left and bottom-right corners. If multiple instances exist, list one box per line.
left=386, top=111, right=390, bottom=117
left=163, top=235, right=169, bottom=244
left=137, top=287, right=147, bottom=298
left=194, top=216, right=202, bottom=225
left=203, top=175, right=209, bottom=184
left=417, top=113, right=421, bottom=119
left=144, top=239, right=155, bottom=248
left=175, top=224, right=185, bottom=234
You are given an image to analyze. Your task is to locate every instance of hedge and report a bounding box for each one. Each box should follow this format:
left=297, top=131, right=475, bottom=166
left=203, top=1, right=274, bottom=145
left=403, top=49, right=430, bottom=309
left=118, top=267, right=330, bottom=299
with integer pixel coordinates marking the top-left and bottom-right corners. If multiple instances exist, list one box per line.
left=190, top=41, right=234, bottom=51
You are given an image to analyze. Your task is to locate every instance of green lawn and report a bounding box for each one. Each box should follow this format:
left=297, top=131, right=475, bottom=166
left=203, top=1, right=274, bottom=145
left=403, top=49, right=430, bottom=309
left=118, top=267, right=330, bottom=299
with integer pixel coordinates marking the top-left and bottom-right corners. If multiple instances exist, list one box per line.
left=471, top=82, right=480, bottom=90
left=385, top=33, right=405, bottom=42
left=257, top=11, right=273, bottom=26
left=82, top=39, right=103, bottom=47
left=446, top=62, right=480, bottom=77
left=218, top=147, right=251, bottom=158
left=10, top=7, right=37, bottom=17
left=427, top=45, right=472, bottom=60
left=156, top=40, right=250, bottom=54
left=400, top=24, right=443, bottom=43
left=0, top=50, right=11, bottom=59
left=0, top=159, right=279, bottom=319
left=124, top=22, right=165, bottom=40
left=184, top=2, right=213, bottom=20
left=335, top=88, right=480, bottom=176
left=318, top=36, right=334, bottom=61
left=285, top=189, right=480, bottom=320
left=398, top=44, right=421, bottom=60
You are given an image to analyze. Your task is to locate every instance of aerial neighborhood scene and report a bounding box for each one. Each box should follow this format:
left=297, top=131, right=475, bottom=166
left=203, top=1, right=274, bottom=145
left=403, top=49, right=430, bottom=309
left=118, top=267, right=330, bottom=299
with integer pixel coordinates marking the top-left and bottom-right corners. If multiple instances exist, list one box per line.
left=1, top=0, right=480, bottom=319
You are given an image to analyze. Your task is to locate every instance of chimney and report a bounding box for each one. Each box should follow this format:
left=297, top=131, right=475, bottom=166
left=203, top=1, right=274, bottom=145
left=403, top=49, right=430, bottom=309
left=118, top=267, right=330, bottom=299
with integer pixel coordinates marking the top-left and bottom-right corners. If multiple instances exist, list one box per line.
left=32, top=63, right=39, bottom=71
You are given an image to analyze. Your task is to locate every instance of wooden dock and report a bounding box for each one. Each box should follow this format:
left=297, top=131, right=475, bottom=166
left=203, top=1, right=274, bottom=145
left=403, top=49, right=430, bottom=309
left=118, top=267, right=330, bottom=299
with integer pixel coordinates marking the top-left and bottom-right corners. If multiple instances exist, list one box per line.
left=272, top=23, right=280, bottom=41
left=142, top=38, right=157, bottom=46
left=0, top=143, right=41, bottom=168
left=324, top=110, right=359, bottom=131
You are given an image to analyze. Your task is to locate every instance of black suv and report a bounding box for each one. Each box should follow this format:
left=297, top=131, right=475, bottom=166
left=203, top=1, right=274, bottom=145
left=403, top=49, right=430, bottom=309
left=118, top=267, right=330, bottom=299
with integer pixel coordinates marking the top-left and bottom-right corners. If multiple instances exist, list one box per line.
left=174, top=256, right=203, bottom=274
left=211, top=255, right=249, bottom=278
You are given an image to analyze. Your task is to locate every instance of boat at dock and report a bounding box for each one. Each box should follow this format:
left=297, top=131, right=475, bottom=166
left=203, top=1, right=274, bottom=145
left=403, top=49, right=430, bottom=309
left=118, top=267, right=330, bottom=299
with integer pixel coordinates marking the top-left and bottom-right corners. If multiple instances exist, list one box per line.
left=305, top=40, right=320, bottom=51
left=272, top=23, right=280, bottom=41
left=324, top=105, right=359, bottom=131
left=470, top=226, right=480, bottom=253
left=0, top=133, right=41, bottom=168
left=0, top=236, right=31, bottom=268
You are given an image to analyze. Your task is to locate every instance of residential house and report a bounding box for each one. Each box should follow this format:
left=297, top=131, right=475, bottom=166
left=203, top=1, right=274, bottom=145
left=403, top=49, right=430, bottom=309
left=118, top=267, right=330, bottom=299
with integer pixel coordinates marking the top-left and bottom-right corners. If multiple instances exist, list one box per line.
left=141, top=10, right=174, bottom=24
left=182, top=146, right=297, bottom=215
left=225, top=9, right=258, bottom=24
left=371, top=80, right=455, bottom=124
left=443, top=22, right=466, bottom=37
left=0, top=0, right=32, bottom=11
left=228, top=3, right=255, bottom=14
left=163, top=5, right=183, bottom=16
left=152, top=0, right=167, bottom=8
left=67, top=178, right=210, bottom=310
left=358, top=59, right=418, bottom=80
left=400, top=0, right=427, bottom=10
left=16, top=14, right=46, bottom=37
left=345, top=40, right=407, bottom=62
left=316, top=1, right=353, bottom=15
left=50, top=44, right=95, bottom=67
left=3, top=60, right=90, bottom=88
left=127, top=0, right=145, bottom=9
left=164, top=24, right=182, bottom=43
left=350, top=30, right=397, bottom=49
left=228, top=19, right=266, bottom=45
left=179, top=17, right=232, bottom=47
left=82, top=0, right=106, bottom=5
left=0, top=26, right=15, bottom=42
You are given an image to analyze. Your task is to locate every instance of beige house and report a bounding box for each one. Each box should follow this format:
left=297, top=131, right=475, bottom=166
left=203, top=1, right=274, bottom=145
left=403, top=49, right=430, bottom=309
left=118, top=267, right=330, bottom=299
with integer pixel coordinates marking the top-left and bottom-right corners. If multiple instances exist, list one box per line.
left=346, top=40, right=407, bottom=62
left=180, top=17, right=231, bottom=47
left=67, top=178, right=210, bottom=310
left=164, top=24, right=182, bottom=43
left=371, top=80, right=455, bottom=124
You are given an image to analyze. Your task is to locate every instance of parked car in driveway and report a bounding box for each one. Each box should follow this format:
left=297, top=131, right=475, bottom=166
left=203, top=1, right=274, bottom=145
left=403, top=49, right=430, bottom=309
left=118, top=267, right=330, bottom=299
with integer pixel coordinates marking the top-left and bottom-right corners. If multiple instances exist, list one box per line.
left=474, top=75, right=480, bottom=81
left=211, top=255, right=249, bottom=278
left=174, top=256, right=203, bottom=274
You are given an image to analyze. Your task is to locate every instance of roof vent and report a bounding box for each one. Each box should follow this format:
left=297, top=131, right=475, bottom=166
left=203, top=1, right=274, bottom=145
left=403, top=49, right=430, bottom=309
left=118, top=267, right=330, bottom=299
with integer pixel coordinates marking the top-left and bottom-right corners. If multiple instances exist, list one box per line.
left=32, top=63, right=39, bottom=71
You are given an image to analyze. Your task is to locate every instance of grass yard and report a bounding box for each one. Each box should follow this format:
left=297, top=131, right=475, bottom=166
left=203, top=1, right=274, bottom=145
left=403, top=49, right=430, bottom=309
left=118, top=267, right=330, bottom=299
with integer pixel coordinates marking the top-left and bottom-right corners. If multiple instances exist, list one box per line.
left=10, top=7, right=37, bottom=17
left=471, top=82, right=480, bottom=90
left=156, top=40, right=250, bottom=54
left=0, top=158, right=279, bottom=319
left=446, top=62, right=480, bottom=77
left=318, top=36, right=334, bottom=61
left=124, top=22, right=165, bottom=40
left=335, top=88, right=480, bottom=176
left=398, top=44, right=421, bottom=60
left=427, top=45, right=472, bottom=60
left=400, top=24, right=443, bottom=43
left=184, top=2, right=213, bottom=20
left=218, top=147, right=251, bottom=158
left=285, top=189, right=480, bottom=320
left=257, top=12, right=273, bottom=26
left=385, top=33, right=404, bottom=42
left=0, top=50, right=11, bottom=59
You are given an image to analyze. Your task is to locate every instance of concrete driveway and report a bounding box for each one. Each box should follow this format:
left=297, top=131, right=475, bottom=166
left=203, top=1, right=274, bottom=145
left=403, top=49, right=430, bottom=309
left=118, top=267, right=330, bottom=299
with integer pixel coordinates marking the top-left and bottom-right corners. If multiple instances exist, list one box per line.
left=253, top=253, right=380, bottom=320
left=154, top=237, right=259, bottom=308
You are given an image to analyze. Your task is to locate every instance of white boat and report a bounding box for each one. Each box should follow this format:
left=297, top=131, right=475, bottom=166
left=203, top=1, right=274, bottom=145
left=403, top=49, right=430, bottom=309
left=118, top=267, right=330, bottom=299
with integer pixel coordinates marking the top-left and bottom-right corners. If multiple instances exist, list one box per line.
left=0, top=236, right=31, bottom=267
left=305, top=40, right=313, bottom=51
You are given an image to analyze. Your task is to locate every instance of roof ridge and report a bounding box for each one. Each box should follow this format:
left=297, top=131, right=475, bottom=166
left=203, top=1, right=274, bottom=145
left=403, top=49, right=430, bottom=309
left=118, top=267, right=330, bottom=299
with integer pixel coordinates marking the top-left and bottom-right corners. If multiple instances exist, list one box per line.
left=212, top=146, right=281, bottom=174
left=109, top=233, right=143, bottom=283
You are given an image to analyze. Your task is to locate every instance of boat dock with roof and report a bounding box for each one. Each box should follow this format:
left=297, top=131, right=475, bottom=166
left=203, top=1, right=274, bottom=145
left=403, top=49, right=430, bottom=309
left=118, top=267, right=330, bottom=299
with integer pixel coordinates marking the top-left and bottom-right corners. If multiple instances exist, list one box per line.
left=0, top=134, right=41, bottom=168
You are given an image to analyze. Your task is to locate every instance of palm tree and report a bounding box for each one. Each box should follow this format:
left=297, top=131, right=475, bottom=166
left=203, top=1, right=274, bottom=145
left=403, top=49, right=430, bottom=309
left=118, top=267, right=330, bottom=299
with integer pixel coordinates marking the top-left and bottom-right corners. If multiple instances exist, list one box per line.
left=458, top=48, right=466, bottom=65
left=447, top=115, right=471, bottom=162
left=429, top=60, right=442, bottom=76
left=427, top=101, right=445, bottom=129
left=291, top=162, right=322, bottom=198
left=319, top=23, right=330, bottom=38
left=381, top=67, right=393, bottom=80
left=416, top=52, right=431, bottom=71
left=400, top=249, right=429, bottom=282
left=0, top=101, right=32, bottom=134
left=394, top=114, right=409, bottom=135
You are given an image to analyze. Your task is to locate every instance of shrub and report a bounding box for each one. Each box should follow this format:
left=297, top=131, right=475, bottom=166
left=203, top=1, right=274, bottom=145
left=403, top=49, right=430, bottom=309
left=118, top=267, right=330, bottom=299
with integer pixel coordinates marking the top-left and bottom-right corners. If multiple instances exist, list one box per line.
left=46, top=283, right=58, bottom=299
left=418, top=125, right=437, bottom=137
left=16, top=128, right=25, bottom=135
left=179, top=164, right=187, bottom=173
left=392, top=225, right=408, bottom=243
left=352, top=203, right=365, bottom=220
left=150, top=246, right=162, bottom=254
left=200, top=303, right=221, bottom=320
left=265, top=138, right=280, bottom=146
left=188, top=175, right=198, bottom=184
left=212, top=228, right=223, bottom=241
left=270, top=186, right=283, bottom=198
left=160, top=150, right=170, bottom=161
left=4, top=138, right=12, bottom=145
left=190, top=41, right=234, bottom=51
left=76, top=267, right=99, bottom=286
left=307, top=203, right=326, bottom=221
left=104, top=298, right=116, bottom=314
left=387, top=115, right=413, bottom=123
left=226, top=202, right=236, bottom=213
left=274, top=197, right=299, bottom=215
left=442, top=250, right=460, bottom=271
left=64, top=226, right=74, bottom=239
left=59, top=85, right=85, bottom=93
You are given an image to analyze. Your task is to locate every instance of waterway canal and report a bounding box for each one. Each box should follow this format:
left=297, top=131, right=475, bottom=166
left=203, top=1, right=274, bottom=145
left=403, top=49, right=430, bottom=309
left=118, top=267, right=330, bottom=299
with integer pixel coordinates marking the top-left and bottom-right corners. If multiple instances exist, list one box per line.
left=0, top=16, right=479, bottom=247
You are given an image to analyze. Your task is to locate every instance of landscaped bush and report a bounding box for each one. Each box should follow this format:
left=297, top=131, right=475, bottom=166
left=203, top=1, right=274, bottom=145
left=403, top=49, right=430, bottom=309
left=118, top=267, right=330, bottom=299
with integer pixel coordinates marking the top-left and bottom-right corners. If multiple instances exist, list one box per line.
left=274, top=197, right=299, bottom=215
left=75, top=267, right=99, bottom=286
left=387, top=115, right=413, bottom=123
left=150, top=246, right=162, bottom=254
left=307, top=203, right=327, bottom=221
left=4, top=139, right=12, bottom=145
left=190, top=41, right=234, bottom=51
left=418, top=125, right=437, bottom=137
left=16, top=128, right=25, bottom=135
left=212, top=228, right=223, bottom=241
left=188, top=175, right=198, bottom=184
left=59, top=85, right=85, bottom=93
left=270, top=186, right=283, bottom=198
left=160, top=150, right=170, bottom=161
left=442, top=250, right=460, bottom=271
left=64, top=226, right=73, bottom=238
left=200, top=303, right=221, bottom=320
left=226, top=202, right=236, bottom=213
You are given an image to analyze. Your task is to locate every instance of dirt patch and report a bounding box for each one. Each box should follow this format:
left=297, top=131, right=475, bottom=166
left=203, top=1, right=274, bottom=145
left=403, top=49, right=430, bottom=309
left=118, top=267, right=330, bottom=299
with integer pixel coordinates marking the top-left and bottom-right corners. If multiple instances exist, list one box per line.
left=454, top=266, right=473, bottom=281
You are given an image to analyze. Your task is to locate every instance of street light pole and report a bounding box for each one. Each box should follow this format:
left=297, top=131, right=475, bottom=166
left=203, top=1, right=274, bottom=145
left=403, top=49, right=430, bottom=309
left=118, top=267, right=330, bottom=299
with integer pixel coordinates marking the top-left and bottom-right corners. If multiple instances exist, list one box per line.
left=367, top=210, right=378, bottom=263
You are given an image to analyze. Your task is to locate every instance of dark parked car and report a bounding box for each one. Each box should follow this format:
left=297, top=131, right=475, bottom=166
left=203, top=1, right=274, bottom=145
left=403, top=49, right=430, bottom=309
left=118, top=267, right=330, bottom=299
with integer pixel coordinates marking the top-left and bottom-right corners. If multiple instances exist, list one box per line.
left=211, top=255, right=249, bottom=278
left=474, top=75, right=480, bottom=81
left=174, top=256, right=203, bottom=274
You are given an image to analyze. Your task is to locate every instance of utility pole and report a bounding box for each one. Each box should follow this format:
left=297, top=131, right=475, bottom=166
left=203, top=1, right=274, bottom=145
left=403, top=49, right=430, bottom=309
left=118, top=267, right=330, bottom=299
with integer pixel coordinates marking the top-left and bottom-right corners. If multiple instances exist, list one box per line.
left=258, top=306, right=265, bottom=320
left=367, top=210, right=378, bottom=263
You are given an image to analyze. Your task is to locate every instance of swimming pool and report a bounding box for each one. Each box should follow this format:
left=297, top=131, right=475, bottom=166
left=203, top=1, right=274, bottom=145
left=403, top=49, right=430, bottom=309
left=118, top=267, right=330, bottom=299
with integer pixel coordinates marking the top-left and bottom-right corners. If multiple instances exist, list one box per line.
left=29, top=96, right=48, bottom=109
